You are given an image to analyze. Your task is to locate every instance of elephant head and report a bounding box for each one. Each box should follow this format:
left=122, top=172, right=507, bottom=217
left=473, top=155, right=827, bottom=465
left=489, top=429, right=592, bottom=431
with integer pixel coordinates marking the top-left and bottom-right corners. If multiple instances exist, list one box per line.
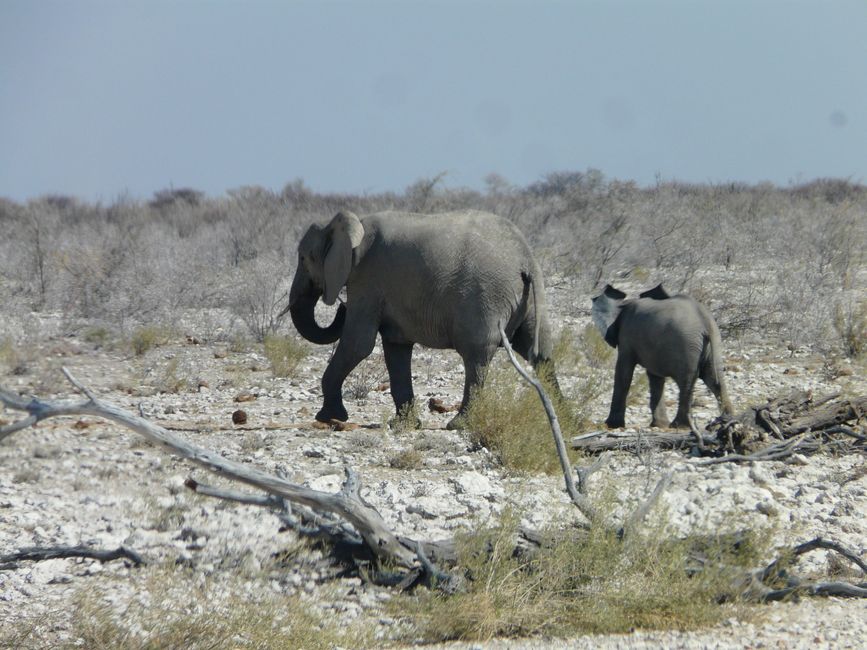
left=286, top=211, right=365, bottom=345
left=591, top=284, right=627, bottom=348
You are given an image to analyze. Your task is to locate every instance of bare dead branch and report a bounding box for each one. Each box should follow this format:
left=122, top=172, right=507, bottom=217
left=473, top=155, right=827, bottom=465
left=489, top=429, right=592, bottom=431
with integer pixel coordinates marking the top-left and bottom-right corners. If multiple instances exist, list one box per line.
left=761, top=536, right=867, bottom=579
left=0, top=369, right=419, bottom=568
left=0, top=545, right=144, bottom=571
left=498, top=323, right=597, bottom=521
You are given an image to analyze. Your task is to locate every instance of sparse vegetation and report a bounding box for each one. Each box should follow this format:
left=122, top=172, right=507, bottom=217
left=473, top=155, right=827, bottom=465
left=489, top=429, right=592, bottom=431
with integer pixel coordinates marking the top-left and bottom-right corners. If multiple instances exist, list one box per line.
left=130, top=325, right=172, bottom=357
left=392, top=508, right=765, bottom=642
left=0, top=174, right=863, bottom=354
left=262, top=333, right=307, bottom=377
left=2, top=567, right=374, bottom=650
left=388, top=447, right=424, bottom=470
left=466, top=329, right=609, bottom=474
left=834, top=298, right=867, bottom=359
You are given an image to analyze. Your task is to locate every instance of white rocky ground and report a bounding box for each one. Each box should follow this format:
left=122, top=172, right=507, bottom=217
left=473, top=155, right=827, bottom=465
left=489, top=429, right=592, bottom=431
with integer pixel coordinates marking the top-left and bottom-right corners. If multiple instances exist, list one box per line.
left=0, top=280, right=865, bottom=648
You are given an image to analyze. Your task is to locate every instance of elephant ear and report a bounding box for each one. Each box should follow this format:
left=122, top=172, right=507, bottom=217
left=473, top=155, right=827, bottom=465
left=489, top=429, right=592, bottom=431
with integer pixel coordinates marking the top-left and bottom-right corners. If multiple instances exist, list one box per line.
left=639, top=283, right=671, bottom=300
left=603, top=284, right=627, bottom=300
left=323, top=211, right=364, bottom=306
left=592, top=284, right=626, bottom=348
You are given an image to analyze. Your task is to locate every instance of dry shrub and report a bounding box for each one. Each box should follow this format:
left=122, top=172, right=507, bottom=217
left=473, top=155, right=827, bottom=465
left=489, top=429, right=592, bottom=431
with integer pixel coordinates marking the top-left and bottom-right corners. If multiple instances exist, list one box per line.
left=263, top=333, right=307, bottom=377
left=834, top=298, right=867, bottom=358
left=394, top=508, right=764, bottom=642
left=466, top=337, right=605, bottom=474
left=388, top=447, right=424, bottom=470
left=130, top=325, right=173, bottom=356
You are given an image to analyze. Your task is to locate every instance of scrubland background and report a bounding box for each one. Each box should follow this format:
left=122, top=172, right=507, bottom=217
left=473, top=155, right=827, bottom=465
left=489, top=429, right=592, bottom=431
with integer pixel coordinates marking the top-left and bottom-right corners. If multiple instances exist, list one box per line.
left=1, top=171, right=865, bottom=356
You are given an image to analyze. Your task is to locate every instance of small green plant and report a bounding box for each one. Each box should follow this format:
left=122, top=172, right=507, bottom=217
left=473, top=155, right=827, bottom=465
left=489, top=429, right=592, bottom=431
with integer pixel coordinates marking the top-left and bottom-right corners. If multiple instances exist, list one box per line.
left=263, top=333, right=307, bottom=377
left=393, top=508, right=764, bottom=643
left=130, top=325, right=172, bottom=356
left=82, top=326, right=112, bottom=348
left=228, top=334, right=253, bottom=354
left=389, top=400, right=422, bottom=433
left=389, top=447, right=424, bottom=470
left=156, top=358, right=188, bottom=394
left=0, top=337, right=26, bottom=374
left=346, top=356, right=387, bottom=401
left=631, top=265, right=652, bottom=283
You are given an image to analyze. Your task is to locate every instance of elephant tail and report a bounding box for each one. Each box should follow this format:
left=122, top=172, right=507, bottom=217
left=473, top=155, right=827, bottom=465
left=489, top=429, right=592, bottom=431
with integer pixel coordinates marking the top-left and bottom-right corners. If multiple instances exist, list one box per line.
left=701, top=325, right=734, bottom=416
left=521, top=271, right=541, bottom=362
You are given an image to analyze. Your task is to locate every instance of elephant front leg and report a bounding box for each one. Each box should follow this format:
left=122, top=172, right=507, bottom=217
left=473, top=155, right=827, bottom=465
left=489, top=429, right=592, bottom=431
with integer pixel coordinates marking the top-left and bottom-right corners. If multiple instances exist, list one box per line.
left=647, top=372, right=669, bottom=428
left=605, top=353, right=635, bottom=428
left=317, top=323, right=377, bottom=424
left=383, top=340, right=420, bottom=428
left=447, top=345, right=497, bottom=430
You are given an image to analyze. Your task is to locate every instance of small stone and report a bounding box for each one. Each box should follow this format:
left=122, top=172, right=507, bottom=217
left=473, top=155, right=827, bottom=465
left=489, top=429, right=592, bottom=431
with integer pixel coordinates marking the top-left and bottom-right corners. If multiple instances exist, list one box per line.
left=234, top=391, right=256, bottom=403
left=232, top=409, right=248, bottom=425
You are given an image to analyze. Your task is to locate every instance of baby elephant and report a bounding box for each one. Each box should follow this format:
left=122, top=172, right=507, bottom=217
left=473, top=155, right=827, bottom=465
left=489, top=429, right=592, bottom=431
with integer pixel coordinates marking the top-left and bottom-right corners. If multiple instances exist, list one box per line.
left=591, top=283, right=733, bottom=429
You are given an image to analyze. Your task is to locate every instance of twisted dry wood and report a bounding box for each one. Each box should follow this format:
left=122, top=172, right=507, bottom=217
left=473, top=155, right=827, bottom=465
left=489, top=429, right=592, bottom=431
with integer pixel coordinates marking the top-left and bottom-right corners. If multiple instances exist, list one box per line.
left=0, top=545, right=144, bottom=571
left=0, top=369, right=418, bottom=568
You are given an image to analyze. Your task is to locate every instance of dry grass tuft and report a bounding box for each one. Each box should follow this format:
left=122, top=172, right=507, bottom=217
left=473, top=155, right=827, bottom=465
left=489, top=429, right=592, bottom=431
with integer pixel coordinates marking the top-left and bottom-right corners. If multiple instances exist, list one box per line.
left=129, top=325, right=173, bottom=356
left=393, top=508, right=764, bottom=643
left=2, top=566, right=374, bottom=649
left=466, top=329, right=607, bottom=474
left=263, top=333, right=307, bottom=377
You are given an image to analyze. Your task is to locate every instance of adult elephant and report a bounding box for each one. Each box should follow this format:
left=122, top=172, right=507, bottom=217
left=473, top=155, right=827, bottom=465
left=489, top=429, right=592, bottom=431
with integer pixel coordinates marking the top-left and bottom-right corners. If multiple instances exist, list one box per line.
left=591, top=283, right=733, bottom=429
left=286, top=210, right=557, bottom=429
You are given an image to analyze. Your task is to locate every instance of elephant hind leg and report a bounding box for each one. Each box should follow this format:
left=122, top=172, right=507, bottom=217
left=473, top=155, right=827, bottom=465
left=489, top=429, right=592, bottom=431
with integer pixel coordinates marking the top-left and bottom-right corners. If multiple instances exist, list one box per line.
left=447, top=343, right=498, bottom=430
left=647, top=372, right=668, bottom=428
left=383, top=340, right=420, bottom=428
left=671, top=373, right=697, bottom=429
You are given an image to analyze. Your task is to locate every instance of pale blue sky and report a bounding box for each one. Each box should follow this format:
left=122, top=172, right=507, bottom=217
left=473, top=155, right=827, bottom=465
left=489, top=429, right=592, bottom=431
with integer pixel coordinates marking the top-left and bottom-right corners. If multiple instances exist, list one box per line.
left=1, top=0, right=865, bottom=201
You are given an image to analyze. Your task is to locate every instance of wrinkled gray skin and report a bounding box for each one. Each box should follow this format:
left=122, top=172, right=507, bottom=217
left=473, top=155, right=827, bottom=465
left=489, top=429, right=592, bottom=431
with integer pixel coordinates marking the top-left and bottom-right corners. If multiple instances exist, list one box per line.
left=287, top=210, right=557, bottom=429
left=591, top=283, right=733, bottom=429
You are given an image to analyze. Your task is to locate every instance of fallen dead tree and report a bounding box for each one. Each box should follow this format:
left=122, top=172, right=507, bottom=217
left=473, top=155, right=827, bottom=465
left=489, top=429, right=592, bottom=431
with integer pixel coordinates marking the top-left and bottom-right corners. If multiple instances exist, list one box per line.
left=572, top=390, right=866, bottom=461
left=0, top=545, right=144, bottom=571
left=1, top=359, right=865, bottom=603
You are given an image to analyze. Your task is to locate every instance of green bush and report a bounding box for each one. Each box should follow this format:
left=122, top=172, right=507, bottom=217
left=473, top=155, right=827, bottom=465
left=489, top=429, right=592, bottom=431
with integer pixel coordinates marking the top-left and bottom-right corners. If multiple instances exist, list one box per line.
left=466, top=330, right=607, bottom=474
left=263, top=334, right=307, bottom=377
left=394, top=509, right=764, bottom=642
left=130, top=325, right=172, bottom=356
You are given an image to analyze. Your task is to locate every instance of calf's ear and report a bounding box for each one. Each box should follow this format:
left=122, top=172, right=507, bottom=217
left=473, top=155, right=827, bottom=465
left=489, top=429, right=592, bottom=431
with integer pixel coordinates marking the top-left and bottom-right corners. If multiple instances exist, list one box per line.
left=639, top=283, right=670, bottom=300
left=603, top=284, right=627, bottom=300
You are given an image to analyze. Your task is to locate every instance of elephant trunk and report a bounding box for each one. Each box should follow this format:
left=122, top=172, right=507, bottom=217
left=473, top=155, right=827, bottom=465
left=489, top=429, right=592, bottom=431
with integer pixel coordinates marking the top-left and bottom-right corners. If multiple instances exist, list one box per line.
left=286, top=272, right=346, bottom=345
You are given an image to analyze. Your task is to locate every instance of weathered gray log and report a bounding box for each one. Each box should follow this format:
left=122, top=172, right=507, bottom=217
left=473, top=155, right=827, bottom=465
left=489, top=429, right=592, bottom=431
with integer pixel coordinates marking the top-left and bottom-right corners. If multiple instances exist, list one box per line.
left=0, top=545, right=144, bottom=571
left=0, top=369, right=418, bottom=569
left=572, top=429, right=695, bottom=453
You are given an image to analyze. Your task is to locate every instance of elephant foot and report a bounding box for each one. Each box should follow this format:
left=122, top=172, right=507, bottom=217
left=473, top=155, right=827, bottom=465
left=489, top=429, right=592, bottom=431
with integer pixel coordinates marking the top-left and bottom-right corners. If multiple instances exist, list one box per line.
left=315, top=404, right=348, bottom=424
left=649, top=418, right=666, bottom=429
left=605, top=415, right=625, bottom=429
left=669, top=416, right=691, bottom=430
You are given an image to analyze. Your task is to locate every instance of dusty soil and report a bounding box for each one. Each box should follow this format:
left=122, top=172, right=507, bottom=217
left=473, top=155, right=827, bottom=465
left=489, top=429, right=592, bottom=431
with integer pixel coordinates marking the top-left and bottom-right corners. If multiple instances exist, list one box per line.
left=1, top=279, right=865, bottom=648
